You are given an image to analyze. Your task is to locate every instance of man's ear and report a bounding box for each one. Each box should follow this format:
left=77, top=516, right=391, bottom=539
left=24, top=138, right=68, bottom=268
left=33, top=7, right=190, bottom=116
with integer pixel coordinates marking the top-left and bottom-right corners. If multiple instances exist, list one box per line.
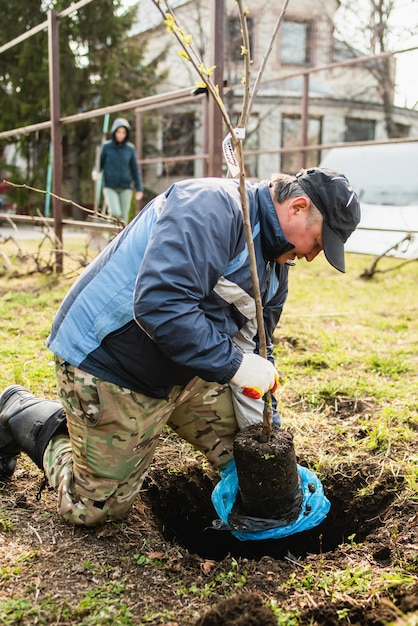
left=289, top=196, right=310, bottom=216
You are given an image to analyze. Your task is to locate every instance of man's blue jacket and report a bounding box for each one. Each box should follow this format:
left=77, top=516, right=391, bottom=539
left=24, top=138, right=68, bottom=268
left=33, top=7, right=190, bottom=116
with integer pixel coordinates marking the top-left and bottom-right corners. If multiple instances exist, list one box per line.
left=47, top=177, right=292, bottom=399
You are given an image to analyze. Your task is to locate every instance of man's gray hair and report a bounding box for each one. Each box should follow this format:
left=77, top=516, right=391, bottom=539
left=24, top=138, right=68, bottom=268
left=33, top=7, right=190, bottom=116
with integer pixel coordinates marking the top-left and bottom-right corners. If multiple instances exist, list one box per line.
left=270, top=173, right=322, bottom=224
left=270, top=173, right=306, bottom=204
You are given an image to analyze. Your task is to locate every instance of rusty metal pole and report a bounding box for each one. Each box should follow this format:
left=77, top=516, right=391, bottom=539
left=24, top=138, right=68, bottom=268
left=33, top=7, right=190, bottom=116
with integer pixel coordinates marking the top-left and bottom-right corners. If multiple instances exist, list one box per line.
left=48, top=10, right=63, bottom=273
left=207, top=0, right=224, bottom=177
left=202, top=97, right=209, bottom=177
left=300, top=73, right=309, bottom=169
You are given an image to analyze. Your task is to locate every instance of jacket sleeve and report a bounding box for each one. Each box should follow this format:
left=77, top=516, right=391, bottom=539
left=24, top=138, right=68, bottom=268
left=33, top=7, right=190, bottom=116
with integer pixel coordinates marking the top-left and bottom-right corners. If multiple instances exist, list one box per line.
left=133, top=181, right=244, bottom=383
left=99, top=143, right=107, bottom=172
left=130, top=146, right=143, bottom=191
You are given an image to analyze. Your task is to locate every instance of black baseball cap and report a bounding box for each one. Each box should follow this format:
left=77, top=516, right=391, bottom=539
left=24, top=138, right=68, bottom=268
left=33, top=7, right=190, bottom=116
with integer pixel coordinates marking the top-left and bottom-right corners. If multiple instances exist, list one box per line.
left=295, top=168, right=361, bottom=273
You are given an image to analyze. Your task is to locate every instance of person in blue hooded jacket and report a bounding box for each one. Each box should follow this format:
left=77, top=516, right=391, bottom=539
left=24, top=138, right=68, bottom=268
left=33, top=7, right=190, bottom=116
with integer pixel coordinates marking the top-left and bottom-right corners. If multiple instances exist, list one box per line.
left=99, top=117, right=144, bottom=223
left=0, top=168, right=360, bottom=527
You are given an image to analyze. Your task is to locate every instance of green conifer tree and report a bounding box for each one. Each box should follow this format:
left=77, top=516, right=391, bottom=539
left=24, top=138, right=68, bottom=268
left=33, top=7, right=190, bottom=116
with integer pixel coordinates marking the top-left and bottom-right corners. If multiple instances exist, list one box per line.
left=0, top=0, right=165, bottom=212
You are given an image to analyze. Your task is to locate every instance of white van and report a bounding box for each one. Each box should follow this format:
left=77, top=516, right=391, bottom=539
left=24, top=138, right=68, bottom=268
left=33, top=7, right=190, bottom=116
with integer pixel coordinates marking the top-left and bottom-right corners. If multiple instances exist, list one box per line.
left=319, top=142, right=418, bottom=259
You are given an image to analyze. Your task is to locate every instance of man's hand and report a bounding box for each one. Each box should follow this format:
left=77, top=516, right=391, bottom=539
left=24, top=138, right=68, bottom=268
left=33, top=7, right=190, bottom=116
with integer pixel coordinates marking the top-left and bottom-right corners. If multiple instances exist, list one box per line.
left=230, top=353, right=279, bottom=400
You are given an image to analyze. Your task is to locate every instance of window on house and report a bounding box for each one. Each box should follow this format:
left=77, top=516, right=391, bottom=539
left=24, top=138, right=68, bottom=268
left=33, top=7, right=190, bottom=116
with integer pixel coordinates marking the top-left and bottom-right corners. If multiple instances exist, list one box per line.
left=161, top=112, right=195, bottom=177
left=281, top=114, right=322, bottom=174
left=227, top=16, right=254, bottom=62
left=393, top=123, right=410, bottom=138
left=344, top=117, right=375, bottom=142
left=280, top=20, right=313, bottom=66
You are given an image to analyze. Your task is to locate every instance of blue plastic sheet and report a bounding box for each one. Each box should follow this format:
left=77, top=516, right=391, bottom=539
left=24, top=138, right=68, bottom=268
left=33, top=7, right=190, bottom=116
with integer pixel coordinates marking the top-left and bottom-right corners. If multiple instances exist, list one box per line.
left=211, top=459, right=331, bottom=541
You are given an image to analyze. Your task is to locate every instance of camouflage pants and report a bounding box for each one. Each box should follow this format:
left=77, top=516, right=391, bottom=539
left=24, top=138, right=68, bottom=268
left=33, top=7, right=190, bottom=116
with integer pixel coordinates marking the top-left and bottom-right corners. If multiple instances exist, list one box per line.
left=43, top=359, right=238, bottom=526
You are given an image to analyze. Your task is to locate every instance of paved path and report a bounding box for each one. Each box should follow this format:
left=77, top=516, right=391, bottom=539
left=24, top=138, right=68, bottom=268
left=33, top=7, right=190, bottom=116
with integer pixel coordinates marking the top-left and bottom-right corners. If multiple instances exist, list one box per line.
left=0, top=223, right=87, bottom=240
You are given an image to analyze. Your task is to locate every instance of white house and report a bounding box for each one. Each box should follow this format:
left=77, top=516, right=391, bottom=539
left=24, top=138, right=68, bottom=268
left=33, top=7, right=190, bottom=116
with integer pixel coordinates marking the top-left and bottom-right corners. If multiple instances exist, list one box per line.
left=131, top=0, right=418, bottom=193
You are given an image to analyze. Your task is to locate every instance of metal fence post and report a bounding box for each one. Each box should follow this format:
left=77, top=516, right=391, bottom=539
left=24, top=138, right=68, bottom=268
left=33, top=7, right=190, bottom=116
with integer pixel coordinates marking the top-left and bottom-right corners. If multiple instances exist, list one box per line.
left=207, top=0, right=224, bottom=177
left=48, top=9, right=63, bottom=273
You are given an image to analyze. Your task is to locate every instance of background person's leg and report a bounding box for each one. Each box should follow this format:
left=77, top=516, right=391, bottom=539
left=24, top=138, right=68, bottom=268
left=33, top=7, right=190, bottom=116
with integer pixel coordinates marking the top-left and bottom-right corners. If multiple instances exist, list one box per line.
left=168, top=378, right=239, bottom=471
left=119, top=189, right=134, bottom=223
left=103, top=187, right=122, bottom=218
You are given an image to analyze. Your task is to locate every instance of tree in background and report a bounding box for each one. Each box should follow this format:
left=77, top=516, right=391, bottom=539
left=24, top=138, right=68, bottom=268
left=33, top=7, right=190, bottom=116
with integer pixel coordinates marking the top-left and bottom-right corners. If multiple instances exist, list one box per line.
left=335, top=0, right=418, bottom=138
left=0, top=3, right=50, bottom=210
left=0, top=0, right=165, bottom=213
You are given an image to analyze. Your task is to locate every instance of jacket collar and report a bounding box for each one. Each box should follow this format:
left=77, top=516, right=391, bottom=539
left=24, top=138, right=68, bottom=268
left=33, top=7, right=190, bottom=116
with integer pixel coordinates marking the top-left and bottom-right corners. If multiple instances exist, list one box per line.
left=257, top=181, right=294, bottom=261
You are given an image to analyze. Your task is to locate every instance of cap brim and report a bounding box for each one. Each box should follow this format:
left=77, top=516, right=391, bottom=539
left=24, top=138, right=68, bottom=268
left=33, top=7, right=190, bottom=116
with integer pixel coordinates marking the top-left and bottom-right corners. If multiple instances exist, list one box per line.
left=322, top=221, right=345, bottom=273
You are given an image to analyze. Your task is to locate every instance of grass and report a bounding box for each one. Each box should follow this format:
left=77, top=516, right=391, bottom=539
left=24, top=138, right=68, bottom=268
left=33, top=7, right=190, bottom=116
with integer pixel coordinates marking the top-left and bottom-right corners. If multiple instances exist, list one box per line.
left=0, top=582, right=135, bottom=626
left=0, top=234, right=93, bottom=396
left=273, top=253, right=417, bottom=493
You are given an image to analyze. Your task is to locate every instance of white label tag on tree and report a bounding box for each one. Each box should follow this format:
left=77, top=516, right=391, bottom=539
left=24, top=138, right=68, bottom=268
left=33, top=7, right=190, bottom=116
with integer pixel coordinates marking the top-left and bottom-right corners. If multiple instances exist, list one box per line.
left=222, top=133, right=240, bottom=177
left=222, top=128, right=246, bottom=177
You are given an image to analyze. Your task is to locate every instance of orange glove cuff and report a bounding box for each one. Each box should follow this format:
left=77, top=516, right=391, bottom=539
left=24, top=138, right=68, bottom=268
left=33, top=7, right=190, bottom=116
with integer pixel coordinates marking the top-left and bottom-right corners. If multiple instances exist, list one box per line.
left=242, top=386, right=263, bottom=400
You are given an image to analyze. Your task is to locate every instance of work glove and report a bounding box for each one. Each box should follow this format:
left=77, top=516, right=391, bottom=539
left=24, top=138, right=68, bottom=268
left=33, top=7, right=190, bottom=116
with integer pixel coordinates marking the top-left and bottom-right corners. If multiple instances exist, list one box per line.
left=230, top=353, right=279, bottom=400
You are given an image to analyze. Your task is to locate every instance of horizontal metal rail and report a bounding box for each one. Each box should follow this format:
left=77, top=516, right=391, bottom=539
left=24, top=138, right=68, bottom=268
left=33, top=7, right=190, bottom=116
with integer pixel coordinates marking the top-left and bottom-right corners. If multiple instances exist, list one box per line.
left=0, top=213, right=120, bottom=232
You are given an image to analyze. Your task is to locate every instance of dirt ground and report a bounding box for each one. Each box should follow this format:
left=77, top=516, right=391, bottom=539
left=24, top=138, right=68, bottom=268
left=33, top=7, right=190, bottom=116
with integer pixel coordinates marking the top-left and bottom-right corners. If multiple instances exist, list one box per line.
left=1, top=422, right=417, bottom=625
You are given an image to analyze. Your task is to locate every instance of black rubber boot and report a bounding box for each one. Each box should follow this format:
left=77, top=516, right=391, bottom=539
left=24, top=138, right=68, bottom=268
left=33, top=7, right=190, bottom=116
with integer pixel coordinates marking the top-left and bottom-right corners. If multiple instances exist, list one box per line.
left=0, top=385, right=68, bottom=479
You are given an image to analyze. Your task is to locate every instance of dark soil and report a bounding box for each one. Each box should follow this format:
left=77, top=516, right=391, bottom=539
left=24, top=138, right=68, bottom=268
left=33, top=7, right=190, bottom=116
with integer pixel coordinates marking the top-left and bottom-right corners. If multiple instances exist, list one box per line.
left=1, top=428, right=416, bottom=625
left=195, top=592, right=278, bottom=625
